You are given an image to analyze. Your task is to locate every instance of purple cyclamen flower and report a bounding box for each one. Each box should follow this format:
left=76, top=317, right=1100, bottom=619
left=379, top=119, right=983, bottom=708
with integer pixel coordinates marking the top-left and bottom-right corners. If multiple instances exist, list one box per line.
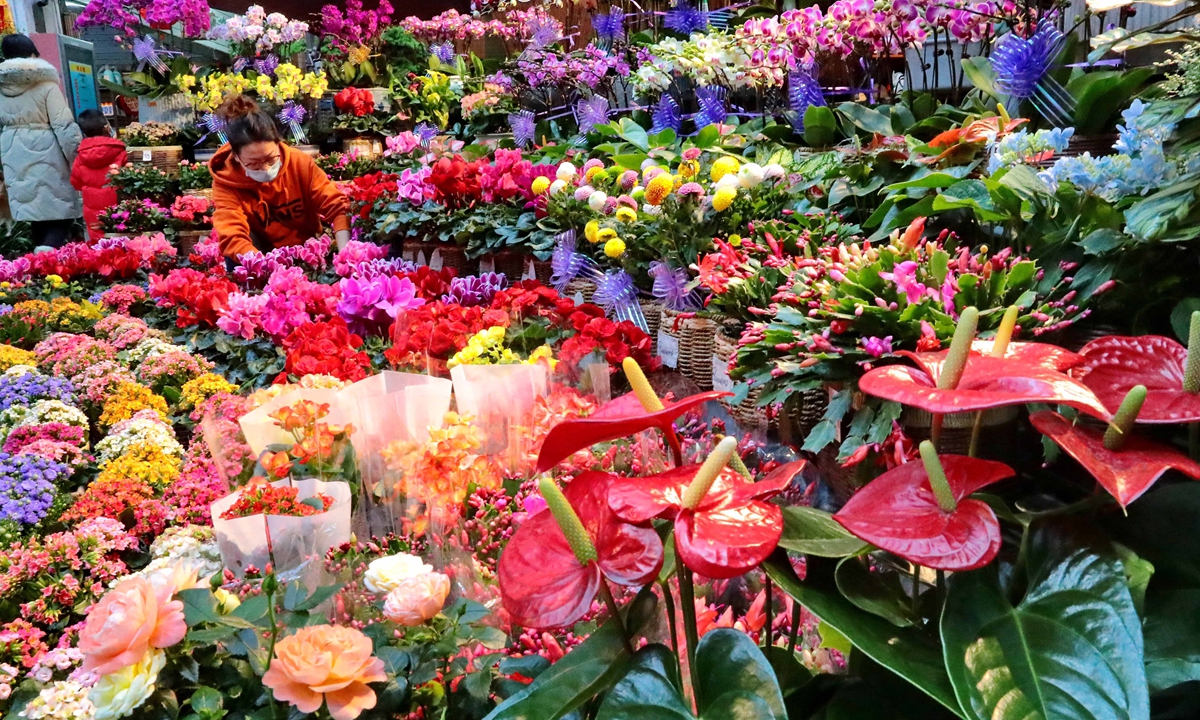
left=337, top=275, right=426, bottom=337
left=441, top=273, right=508, bottom=307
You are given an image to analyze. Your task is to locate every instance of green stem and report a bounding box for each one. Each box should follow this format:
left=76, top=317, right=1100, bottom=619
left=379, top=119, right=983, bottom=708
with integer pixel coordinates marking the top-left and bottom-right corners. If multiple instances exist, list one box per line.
left=660, top=580, right=679, bottom=658
left=967, top=410, right=984, bottom=457
left=1184, top=310, right=1200, bottom=394
left=598, top=580, right=633, bottom=654
left=678, top=566, right=701, bottom=696
left=786, top=596, right=802, bottom=655
left=930, top=413, right=944, bottom=451
left=919, top=440, right=956, bottom=513
left=763, top=575, right=773, bottom=650
left=264, top=575, right=280, bottom=718
left=1103, top=385, right=1147, bottom=451
left=910, top=563, right=921, bottom=616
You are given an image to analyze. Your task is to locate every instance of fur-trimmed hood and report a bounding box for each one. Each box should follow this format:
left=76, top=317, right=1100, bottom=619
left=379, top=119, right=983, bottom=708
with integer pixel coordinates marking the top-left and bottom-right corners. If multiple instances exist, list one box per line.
left=0, top=58, right=60, bottom=97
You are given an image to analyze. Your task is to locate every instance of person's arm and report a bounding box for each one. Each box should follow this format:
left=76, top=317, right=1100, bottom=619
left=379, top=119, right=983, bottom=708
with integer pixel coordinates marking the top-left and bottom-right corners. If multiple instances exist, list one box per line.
left=69, top=157, right=84, bottom=192
left=44, top=84, right=81, bottom=162
left=302, top=154, right=352, bottom=249
left=211, top=182, right=257, bottom=257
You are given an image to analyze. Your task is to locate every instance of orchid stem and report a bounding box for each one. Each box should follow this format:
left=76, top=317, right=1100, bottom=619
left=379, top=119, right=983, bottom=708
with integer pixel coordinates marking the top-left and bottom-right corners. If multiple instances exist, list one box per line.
left=660, top=580, right=679, bottom=658
left=598, top=580, right=633, bottom=654
left=677, top=566, right=701, bottom=696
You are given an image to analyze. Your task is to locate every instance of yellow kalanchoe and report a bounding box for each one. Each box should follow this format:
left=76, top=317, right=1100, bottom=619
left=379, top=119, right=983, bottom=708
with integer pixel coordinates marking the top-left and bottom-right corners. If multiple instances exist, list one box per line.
left=99, top=382, right=169, bottom=428
left=181, top=373, right=239, bottom=410
left=0, top=344, right=35, bottom=372
left=96, top=442, right=182, bottom=488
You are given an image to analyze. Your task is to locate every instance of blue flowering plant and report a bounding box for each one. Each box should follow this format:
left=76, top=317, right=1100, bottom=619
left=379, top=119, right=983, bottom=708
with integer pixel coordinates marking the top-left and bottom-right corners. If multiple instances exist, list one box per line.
left=0, top=452, right=67, bottom=526
left=0, top=372, right=76, bottom=413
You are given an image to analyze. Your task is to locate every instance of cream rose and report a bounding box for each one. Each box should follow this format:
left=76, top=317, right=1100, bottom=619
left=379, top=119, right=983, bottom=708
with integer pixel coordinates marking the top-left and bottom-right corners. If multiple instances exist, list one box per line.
left=382, top=572, right=451, bottom=626
left=362, top=553, right=432, bottom=594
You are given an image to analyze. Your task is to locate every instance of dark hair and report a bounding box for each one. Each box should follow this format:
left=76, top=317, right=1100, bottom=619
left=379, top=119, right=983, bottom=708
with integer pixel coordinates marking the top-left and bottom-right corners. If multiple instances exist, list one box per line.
left=77, top=108, right=109, bottom=138
left=1, top=34, right=38, bottom=60
left=217, top=95, right=281, bottom=152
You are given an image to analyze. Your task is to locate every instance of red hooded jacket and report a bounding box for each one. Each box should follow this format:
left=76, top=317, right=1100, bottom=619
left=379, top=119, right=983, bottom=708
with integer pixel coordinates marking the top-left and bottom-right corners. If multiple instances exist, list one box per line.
left=69, top=136, right=126, bottom=242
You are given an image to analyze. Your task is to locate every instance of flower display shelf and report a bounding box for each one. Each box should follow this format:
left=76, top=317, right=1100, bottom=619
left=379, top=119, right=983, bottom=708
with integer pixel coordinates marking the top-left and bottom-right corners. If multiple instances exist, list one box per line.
left=295, top=144, right=321, bottom=159
left=342, top=136, right=383, bottom=159
left=183, top=188, right=213, bottom=202
left=661, top=307, right=718, bottom=391
left=126, top=145, right=183, bottom=173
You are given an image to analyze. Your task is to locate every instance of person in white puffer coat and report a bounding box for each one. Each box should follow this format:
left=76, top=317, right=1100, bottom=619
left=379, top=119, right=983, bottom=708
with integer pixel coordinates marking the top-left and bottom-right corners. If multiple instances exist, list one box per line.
left=0, top=34, right=82, bottom=250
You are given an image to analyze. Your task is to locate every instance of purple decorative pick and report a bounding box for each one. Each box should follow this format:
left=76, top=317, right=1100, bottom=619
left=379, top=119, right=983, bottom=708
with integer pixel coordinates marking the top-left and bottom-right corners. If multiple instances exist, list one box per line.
left=650, top=95, right=682, bottom=135
left=254, top=53, right=279, bottom=76
left=441, top=273, right=508, bottom=307
left=575, top=96, right=610, bottom=135
left=592, top=269, right=646, bottom=331
left=550, top=230, right=596, bottom=293
left=593, top=7, right=625, bottom=42
left=431, top=42, right=455, bottom=64
left=649, top=261, right=698, bottom=311
left=509, top=110, right=536, bottom=148
left=133, top=35, right=169, bottom=74
left=277, top=102, right=307, bottom=143
left=694, top=85, right=727, bottom=130
left=526, top=14, right=561, bottom=48
left=414, top=122, right=438, bottom=146
left=197, top=112, right=228, bottom=145
left=663, top=2, right=709, bottom=35
left=788, top=64, right=826, bottom=130
left=990, top=20, right=1074, bottom=126
left=233, top=57, right=250, bottom=73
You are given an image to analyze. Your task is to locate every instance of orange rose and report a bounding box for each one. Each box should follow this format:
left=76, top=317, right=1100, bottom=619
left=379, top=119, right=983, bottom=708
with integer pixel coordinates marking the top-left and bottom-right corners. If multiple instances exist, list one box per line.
left=262, top=625, right=387, bottom=720
left=382, top=572, right=450, bottom=626
left=78, top=576, right=187, bottom=676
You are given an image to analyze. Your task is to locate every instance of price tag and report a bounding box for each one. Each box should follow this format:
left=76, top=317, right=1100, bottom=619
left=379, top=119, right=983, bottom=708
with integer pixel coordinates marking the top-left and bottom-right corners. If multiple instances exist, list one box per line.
left=712, top=354, right=734, bottom=393
left=658, top=331, right=679, bottom=368
left=428, top=249, right=443, bottom=270
left=478, top=256, right=495, bottom=274
left=142, top=150, right=152, bottom=162
left=522, top=257, right=537, bottom=280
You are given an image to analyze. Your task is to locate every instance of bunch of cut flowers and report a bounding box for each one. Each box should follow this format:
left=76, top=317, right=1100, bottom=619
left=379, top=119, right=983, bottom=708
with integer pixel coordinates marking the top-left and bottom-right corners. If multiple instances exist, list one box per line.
left=219, top=483, right=334, bottom=519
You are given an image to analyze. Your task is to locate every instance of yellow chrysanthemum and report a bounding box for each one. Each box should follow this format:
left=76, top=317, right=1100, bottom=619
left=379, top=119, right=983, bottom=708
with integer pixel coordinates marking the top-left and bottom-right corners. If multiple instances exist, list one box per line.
left=584, top=166, right=607, bottom=185
left=728, top=234, right=743, bottom=247
left=645, top=174, right=674, bottom=206
left=596, top=228, right=618, bottom=243
left=585, top=220, right=601, bottom=244
left=712, top=187, right=737, bottom=212
left=711, top=156, right=741, bottom=183
left=604, top=238, right=627, bottom=258
left=615, top=207, right=637, bottom=223
left=679, top=159, right=699, bottom=178
left=531, top=176, right=551, bottom=195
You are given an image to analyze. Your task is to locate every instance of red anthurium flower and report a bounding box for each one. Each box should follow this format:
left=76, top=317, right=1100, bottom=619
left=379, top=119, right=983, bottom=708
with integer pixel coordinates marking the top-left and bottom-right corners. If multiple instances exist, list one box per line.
left=1072, top=335, right=1200, bottom=423
left=498, top=471, right=663, bottom=629
left=860, top=353, right=1110, bottom=419
left=608, top=459, right=806, bottom=579
left=1030, top=411, right=1200, bottom=507
left=902, top=340, right=1081, bottom=373
left=535, top=390, right=728, bottom=472
left=833, top=454, right=1013, bottom=570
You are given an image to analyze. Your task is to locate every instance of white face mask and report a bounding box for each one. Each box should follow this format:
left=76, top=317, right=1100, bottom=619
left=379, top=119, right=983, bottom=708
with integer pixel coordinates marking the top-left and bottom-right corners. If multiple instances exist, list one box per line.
left=243, top=159, right=281, bottom=183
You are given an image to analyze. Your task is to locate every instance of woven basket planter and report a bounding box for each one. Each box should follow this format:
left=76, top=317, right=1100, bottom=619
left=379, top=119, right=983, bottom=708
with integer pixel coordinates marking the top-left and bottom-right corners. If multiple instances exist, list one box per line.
left=901, top=406, right=1020, bottom=458
left=661, top=308, right=718, bottom=390
left=564, top=278, right=597, bottom=302
left=713, top=333, right=768, bottom=434
left=183, top=188, right=213, bottom=202
left=640, top=300, right=662, bottom=354
left=400, top=239, right=477, bottom=277
left=534, top=260, right=553, bottom=285
left=126, top=145, right=183, bottom=173
left=492, top=251, right=527, bottom=281
left=175, top=229, right=209, bottom=257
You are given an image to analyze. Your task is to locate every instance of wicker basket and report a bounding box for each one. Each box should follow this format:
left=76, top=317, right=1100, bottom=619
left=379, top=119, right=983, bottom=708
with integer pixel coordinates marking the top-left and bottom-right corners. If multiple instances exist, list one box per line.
left=565, top=278, right=597, bottom=303
left=640, top=300, right=662, bottom=354
left=401, top=239, right=477, bottom=277
left=713, top=332, right=768, bottom=434
left=534, top=260, right=553, bottom=285
left=661, top=308, right=718, bottom=390
left=183, top=188, right=213, bottom=202
left=902, top=406, right=1020, bottom=457
left=126, top=145, right=183, bottom=173
left=175, top=229, right=209, bottom=257
left=342, top=136, right=382, bottom=159
left=492, top=251, right=527, bottom=281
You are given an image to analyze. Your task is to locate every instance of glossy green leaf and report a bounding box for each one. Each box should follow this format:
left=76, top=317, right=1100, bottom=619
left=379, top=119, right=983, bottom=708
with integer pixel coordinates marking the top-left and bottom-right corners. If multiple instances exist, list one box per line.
left=1171, top=298, right=1200, bottom=344
left=778, top=507, right=869, bottom=558
left=941, top=529, right=1148, bottom=720
left=596, top=645, right=688, bottom=720
left=1112, top=542, right=1154, bottom=615
left=803, top=106, right=837, bottom=148
left=835, top=556, right=920, bottom=627
left=764, top=557, right=960, bottom=716
left=695, top=629, right=787, bottom=720
left=837, top=103, right=894, bottom=136
left=178, top=588, right=220, bottom=626
left=960, top=57, right=998, bottom=99
left=763, top=646, right=812, bottom=699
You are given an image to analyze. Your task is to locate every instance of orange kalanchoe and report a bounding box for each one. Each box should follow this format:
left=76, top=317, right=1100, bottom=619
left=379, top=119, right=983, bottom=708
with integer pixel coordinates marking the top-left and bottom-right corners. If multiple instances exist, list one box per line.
left=262, top=624, right=387, bottom=720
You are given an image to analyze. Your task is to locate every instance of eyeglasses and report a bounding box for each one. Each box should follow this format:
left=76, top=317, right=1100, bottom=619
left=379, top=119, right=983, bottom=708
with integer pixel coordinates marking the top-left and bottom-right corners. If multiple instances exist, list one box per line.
left=237, top=152, right=281, bottom=171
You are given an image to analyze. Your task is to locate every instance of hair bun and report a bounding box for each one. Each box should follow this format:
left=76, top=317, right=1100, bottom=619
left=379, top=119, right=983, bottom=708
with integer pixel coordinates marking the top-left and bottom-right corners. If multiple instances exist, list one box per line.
left=217, top=95, right=261, bottom=122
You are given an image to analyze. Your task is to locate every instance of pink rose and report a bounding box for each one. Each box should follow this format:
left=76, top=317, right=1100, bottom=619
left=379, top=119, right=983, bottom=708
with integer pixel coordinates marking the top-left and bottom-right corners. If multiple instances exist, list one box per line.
left=382, top=572, right=450, bottom=626
left=78, top=576, right=187, bottom=675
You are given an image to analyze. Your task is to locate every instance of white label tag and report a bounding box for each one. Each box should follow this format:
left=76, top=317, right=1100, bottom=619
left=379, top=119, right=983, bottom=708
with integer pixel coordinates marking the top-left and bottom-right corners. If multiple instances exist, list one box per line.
left=478, top=256, right=495, bottom=274
left=522, top=258, right=537, bottom=280
left=658, top=331, right=679, bottom=368
left=429, top=249, right=443, bottom=270
left=416, top=250, right=427, bottom=267
left=141, top=150, right=152, bottom=162
left=712, top=354, right=734, bottom=393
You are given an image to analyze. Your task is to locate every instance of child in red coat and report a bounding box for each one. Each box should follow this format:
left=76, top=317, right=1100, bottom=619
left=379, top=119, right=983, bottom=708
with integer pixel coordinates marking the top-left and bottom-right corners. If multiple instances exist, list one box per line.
left=69, top=109, right=126, bottom=242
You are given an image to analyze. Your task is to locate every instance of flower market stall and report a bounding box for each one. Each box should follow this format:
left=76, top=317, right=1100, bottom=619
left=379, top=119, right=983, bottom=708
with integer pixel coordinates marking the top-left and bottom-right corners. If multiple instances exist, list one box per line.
left=4, top=0, right=1200, bottom=718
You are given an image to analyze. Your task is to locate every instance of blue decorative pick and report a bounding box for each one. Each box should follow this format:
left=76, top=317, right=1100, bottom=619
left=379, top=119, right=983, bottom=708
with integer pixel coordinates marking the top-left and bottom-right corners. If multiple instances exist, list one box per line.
left=196, top=112, right=227, bottom=146
left=663, top=2, right=709, bottom=35
left=509, top=110, right=536, bottom=148
left=550, top=230, right=599, bottom=294
left=277, top=102, right=307, bottom=144
left=430, top=42, right=455, bottom=64
left=575, top=96, right=610, bottom=135
left=593, top=7, right=625, bottom=43
left=650, top=95, right=682, bottom=135
left=788, top=64, right=826, bottom=131
left=990, top=21, right=1075, bottom=127
left=694, top=86, right=727, bottom=130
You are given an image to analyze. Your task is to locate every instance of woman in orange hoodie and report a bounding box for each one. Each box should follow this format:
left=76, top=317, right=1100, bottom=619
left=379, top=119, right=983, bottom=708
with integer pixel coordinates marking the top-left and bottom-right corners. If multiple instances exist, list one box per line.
left=210, top=95, right=350, bottom=260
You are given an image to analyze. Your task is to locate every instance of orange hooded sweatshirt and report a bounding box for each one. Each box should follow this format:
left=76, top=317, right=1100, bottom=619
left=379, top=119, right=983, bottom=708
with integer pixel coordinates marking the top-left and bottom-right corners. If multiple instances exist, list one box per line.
left=210, top=143, right=351, bottom=257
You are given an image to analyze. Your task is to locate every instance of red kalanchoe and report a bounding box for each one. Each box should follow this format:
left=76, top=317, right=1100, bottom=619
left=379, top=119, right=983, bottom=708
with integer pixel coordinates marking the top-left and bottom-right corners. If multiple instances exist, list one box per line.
left=221, top=484, right=334, bottom=520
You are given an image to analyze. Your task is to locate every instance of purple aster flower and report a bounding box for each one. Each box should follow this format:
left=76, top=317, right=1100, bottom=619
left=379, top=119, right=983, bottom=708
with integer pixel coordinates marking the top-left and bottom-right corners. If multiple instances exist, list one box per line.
left=509, top=110, right=536, bottom=148
left=441, top=273, right=508, bottom=307
left=575, top=95, right=610, bottom=135
left=0, top=452, right=65, bottom=525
